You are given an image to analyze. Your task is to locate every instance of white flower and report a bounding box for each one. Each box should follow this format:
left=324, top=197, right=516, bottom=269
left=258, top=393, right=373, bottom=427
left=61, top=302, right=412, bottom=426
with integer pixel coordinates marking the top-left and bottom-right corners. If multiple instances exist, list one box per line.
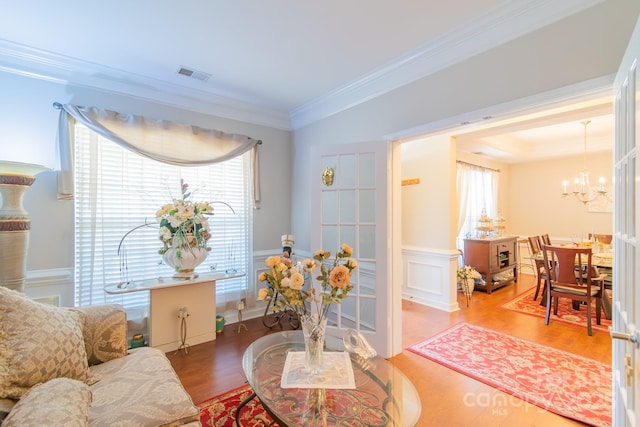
left=344, top=258, right=358, bottom=270
left=156, top=180, right=215, bottom=254
left=159, top=226, right=172, bottom=242
left=290, top=272, right=305, bottom=290
left=457, top=265, right=481, bottom=281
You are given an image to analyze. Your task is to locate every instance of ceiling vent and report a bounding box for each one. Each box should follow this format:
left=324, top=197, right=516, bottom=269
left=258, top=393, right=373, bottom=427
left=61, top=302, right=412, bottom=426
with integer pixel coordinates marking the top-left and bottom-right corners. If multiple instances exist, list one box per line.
left=177, top=66, right=211, bottom=82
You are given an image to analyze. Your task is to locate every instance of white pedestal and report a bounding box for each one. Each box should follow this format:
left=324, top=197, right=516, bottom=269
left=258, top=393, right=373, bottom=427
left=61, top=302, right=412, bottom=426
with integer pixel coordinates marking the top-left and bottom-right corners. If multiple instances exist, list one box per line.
left=150, top=280, right=216, bottom=352
left=105, top=272, right=244, bottom=352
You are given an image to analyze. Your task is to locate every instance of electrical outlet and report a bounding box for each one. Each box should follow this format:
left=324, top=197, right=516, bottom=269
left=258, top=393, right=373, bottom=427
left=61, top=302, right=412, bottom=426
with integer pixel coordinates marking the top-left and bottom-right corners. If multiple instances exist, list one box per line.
left=178, top=306, right=188, bottom=319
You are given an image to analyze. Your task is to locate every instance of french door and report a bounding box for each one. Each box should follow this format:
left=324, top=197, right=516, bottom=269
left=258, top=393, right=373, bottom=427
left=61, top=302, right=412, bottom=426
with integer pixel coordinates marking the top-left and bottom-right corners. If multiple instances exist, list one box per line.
left=311, top=141, right=397, bottom=357
left=611, top=16, right=640, bottom=426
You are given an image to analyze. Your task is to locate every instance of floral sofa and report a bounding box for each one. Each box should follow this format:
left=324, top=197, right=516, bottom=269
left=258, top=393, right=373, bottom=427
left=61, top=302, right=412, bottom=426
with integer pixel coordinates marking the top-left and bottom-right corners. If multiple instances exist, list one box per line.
left=0, top=287, right=200, bottom=426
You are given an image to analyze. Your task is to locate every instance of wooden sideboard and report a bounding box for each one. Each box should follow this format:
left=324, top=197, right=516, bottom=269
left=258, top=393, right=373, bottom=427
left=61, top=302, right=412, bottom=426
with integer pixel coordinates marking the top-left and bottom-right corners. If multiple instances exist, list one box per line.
left=463, top=236, right=518, bottom=294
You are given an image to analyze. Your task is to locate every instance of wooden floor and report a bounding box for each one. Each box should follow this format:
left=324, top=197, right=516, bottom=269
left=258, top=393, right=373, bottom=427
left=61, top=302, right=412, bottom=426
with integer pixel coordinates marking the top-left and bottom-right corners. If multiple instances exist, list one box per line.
left=167, top=274, right=611, bottom=426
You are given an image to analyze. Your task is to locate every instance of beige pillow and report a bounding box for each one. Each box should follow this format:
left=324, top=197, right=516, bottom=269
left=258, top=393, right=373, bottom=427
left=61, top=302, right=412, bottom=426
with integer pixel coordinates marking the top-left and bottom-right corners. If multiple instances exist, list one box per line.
left=0, top=287, right=89, bottom=400
left=72, top=304, right=127, bottom=366
left=2, top=378, right=91, bottom=427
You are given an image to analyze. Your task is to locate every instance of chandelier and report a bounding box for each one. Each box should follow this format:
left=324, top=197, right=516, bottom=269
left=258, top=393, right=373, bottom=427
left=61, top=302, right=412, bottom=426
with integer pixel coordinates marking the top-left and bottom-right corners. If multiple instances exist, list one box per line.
left=561, top=120, right=608, bottom=205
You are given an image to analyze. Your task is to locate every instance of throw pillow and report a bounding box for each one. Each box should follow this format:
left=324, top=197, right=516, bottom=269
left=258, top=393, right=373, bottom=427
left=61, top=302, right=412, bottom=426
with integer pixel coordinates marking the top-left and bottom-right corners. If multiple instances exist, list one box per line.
left=72, top=305, right=127, bottom=366
left=2, top=378, right=91, bottom=427
left=0, top=287, right=89, bottom=400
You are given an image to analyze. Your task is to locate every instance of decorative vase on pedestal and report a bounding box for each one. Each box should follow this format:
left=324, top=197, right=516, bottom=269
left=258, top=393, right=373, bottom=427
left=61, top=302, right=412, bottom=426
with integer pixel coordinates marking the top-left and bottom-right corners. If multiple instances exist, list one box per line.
left=301, top=313, right=328, bottom=374
left=162, top=245, right=208, bottom=279
left=0, top=161, right=49, bottom=293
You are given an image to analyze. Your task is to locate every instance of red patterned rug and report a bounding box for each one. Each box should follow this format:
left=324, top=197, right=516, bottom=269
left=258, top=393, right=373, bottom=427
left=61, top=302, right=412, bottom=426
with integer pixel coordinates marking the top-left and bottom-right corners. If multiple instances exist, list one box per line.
left=198, top=384, right=276, bottom=427
left=500, top=286, right=612, bottom=333
left=408, top=322, right=611, bottom=426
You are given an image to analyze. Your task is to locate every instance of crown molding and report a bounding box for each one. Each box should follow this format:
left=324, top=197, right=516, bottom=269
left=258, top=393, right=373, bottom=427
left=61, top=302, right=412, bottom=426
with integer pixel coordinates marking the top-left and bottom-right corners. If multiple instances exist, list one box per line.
left=289, top=0, right=604, bottom=129
left=0, top=0, right=603, bottom=131
left=0, top=40, right=293, bottom=130
left=386, top=74, right=614, bottom=142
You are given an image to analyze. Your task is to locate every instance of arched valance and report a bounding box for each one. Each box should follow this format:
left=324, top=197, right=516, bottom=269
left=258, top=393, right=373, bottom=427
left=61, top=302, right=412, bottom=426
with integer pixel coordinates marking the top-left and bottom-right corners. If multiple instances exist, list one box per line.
left=54, top=103, right=261, bottom=207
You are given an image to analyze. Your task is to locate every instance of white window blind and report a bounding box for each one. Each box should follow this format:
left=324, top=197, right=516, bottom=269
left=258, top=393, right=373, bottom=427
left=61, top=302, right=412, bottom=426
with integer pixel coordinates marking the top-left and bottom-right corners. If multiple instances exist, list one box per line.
left=74, top=124, right=250, bottom=309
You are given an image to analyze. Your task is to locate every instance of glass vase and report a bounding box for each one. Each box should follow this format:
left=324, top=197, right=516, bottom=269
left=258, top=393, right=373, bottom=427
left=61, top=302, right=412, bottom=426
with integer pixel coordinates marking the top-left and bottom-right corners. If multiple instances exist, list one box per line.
left=301, top=314, right=327, bottom=374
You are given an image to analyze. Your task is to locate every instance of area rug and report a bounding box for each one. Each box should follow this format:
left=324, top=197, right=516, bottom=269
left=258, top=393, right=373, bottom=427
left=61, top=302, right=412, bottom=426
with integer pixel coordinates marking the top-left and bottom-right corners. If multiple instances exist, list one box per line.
left=198, top=384, right=277, bottom=427
left=500, top=286, right=612, bottom=333
left=407, top=322, right=611, bottom=427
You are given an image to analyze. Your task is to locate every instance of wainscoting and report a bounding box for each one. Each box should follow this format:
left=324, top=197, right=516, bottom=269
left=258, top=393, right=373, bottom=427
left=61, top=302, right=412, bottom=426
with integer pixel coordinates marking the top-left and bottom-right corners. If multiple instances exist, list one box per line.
left=24, top=268, right=74, bottom=307
left=21, top=250, right=290, bottom=329
left=402, top=246, right=460, bottom=312
left=24, top=245, right=470, bottom=327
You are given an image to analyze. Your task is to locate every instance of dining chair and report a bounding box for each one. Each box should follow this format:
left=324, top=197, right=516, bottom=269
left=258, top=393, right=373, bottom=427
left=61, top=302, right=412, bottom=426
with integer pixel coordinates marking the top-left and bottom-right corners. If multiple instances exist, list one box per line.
left=589, top=233, right=613, bottom=245
left=527, top=236, right=546, bottom=301
left=541, top=245, right=605, bottom=336
left=541, top=234, right=551, bottom=245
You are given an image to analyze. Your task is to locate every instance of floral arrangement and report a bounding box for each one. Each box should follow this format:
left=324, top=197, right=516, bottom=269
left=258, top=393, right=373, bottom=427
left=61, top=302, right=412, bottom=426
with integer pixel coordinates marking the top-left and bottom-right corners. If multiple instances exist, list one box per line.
left=457, top=265, right=481, bottom=305
left=457, top=265, right=481, bottom=282
left=156, top=180, right=213, bottom=254
left=257, top=243, right=358, bottom=320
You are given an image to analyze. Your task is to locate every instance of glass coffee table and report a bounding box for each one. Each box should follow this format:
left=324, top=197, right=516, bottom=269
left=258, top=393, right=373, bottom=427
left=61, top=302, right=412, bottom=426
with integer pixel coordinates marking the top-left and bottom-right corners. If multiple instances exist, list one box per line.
left=240, top=330, right=421, bottom=426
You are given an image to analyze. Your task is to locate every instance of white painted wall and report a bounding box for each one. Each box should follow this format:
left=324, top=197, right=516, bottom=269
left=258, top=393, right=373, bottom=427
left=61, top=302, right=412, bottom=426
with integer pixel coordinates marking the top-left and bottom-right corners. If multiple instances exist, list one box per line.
left=0, top=71, right=293, bottom=295
left=400, top=135, right=460, bottom=310
left=507, top=151, right=613, bottom=240
left=292, top=0, right=633, bottom=252
left=292, top=1, right=629, bottom=315
left=401, top=136, right=456, bottom=248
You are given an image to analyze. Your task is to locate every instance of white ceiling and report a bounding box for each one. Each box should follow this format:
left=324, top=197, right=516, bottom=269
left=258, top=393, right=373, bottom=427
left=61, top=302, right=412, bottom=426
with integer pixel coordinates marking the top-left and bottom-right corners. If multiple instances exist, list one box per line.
left=453, top=99, right=614, bottom=163
left=0, top=0, right=622, bottom=162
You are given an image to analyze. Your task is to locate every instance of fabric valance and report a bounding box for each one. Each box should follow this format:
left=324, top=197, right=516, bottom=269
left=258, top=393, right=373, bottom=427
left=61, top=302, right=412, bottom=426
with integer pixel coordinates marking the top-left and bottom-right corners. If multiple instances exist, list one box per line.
left=55, top=103, right=261, bottom=207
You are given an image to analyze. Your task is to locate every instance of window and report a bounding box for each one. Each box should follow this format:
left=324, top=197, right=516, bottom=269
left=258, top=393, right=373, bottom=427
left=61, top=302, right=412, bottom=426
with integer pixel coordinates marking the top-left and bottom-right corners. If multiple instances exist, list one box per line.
left=74, top=124, right=251, bottom=309
left=456, top=162, right=499, bottom=250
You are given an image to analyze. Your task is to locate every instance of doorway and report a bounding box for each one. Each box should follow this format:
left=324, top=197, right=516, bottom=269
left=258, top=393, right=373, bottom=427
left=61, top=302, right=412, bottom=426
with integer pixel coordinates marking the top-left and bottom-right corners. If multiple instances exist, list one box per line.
left=397, top=91, right=614, bottom=314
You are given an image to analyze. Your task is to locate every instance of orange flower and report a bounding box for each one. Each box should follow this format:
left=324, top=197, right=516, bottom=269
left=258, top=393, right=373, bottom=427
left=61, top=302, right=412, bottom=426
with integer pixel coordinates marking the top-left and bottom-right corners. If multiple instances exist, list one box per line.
left=329, top=265, right=350, bottom=289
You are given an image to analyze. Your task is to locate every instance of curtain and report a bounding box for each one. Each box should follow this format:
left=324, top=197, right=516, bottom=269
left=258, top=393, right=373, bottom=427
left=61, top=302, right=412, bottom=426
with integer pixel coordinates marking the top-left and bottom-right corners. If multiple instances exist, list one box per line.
left=55, top=103, right=261, bottom=207
left=456, top=163, right=472, bottom=237
left=456, top=162, right=499, bottom=250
